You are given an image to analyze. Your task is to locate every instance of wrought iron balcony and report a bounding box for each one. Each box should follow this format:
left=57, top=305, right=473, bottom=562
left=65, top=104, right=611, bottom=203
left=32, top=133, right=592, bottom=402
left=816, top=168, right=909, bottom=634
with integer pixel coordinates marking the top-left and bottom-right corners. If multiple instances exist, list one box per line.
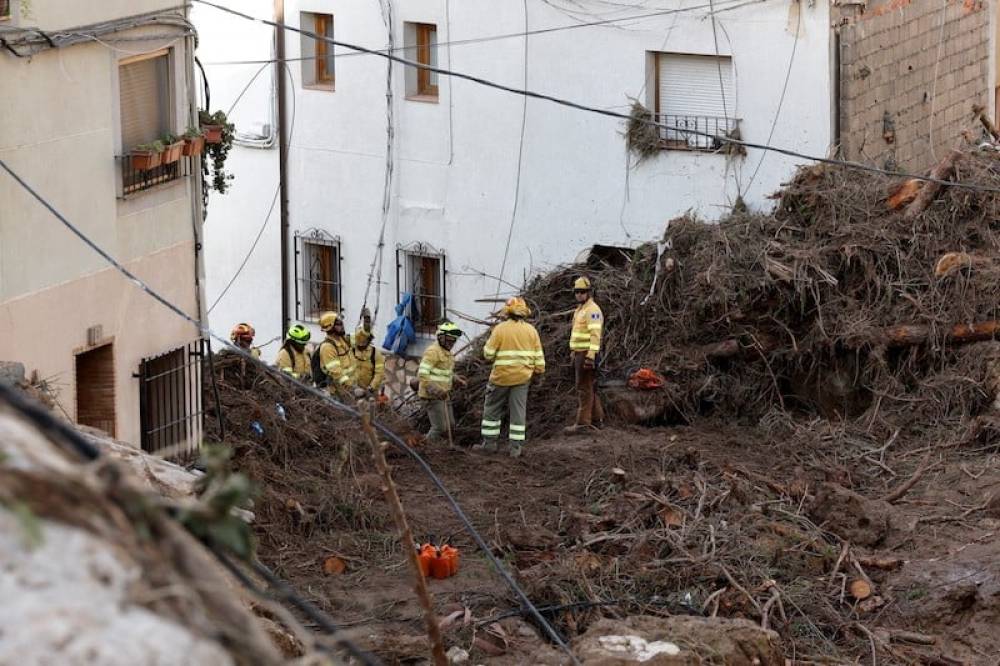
left=655, top=114, right=741, bottom=153
left=118, top=153, right=193, bottom=197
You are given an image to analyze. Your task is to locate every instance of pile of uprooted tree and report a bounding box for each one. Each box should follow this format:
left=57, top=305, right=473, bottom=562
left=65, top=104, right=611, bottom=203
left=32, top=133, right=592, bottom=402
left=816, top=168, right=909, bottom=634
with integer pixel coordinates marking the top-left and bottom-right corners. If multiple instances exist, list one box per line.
left=452, top=147, right=1000, bottom=448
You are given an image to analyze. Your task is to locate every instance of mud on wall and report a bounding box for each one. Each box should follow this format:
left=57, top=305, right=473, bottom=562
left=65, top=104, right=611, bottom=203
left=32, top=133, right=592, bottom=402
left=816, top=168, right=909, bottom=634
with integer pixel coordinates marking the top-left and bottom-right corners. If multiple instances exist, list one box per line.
left=837, top=0, right=992, bottom=172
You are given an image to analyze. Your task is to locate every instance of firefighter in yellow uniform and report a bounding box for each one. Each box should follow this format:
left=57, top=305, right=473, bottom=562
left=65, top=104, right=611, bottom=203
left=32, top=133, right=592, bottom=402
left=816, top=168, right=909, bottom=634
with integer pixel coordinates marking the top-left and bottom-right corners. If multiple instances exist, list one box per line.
left=230, top=322, right=262, bottom=359
left=474, top=297, right=544, bottom=458
left=352, top=327, right=385, bottom=394
left=565, top=276, right=605, bottom=434
left=418, top=322, right=462, bottom=444
left=275, top=324, right=311, bottom=381
left=317, top=312, right=356, bottom=396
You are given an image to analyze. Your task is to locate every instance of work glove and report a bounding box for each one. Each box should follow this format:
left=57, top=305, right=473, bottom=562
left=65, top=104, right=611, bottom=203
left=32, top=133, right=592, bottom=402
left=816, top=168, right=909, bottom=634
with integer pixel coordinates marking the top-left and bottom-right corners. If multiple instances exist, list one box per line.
left=583, top=356, right=595, bottom=370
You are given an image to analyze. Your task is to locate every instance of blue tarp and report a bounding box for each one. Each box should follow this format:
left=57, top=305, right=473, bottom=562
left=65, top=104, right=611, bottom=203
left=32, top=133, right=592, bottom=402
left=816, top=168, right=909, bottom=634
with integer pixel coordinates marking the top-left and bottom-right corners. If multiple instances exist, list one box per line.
left=382, top=292, right=416, bottom=356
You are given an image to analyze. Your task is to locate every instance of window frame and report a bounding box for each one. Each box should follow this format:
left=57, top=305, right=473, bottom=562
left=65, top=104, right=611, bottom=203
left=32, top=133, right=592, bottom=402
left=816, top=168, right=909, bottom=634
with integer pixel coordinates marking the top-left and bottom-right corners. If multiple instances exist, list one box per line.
left=315, top=13, right=334, bottom=86
left=396, top=242, right=447, bottom=336
left=301, top=11, right=335, bottom=91
left=405, top=22, right=439, bottom=102
left=294, top=229, right=343, bottom=322
left=0, top=0, right=11, bottom=21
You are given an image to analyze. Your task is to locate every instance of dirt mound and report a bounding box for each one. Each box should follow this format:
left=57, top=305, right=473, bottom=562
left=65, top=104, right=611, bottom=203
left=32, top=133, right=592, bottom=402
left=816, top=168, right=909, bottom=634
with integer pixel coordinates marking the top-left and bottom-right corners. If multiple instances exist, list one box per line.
left=452, top=154, right=1000, bottom=449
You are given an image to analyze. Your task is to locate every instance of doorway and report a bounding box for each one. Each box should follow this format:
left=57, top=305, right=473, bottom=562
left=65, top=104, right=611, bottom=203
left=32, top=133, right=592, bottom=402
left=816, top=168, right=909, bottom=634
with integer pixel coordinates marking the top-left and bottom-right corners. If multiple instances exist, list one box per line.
left=75, top=343, right=116, bottom=437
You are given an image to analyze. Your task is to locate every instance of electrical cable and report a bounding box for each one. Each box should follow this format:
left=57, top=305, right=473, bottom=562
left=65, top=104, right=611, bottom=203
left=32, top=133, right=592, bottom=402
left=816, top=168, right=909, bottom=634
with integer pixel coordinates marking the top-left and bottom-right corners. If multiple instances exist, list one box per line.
left=707, top=0, right=742, bottom=198
left=197, top=0, right=763, bottom=66
left=0, top=156, right=578, bottom=662
left=190, top=0, right=1000, bottom=195
left=928, top=0, right=949, bottom=163
left=206, top=61, right=296, bottom=314
left=741, top=0, right=800, bottom=196
left=0, top=380, right=379, bottom=666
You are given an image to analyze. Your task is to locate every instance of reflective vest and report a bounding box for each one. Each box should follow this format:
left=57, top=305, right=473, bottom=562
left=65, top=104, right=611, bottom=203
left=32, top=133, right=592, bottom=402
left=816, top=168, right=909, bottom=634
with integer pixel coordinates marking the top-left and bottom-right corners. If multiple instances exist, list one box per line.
left=353, top=345, right=386, bottom=390
left=319, top=335, right=356, bottom=390
left=569, top=298, right=603, bottom=358
left=418, top=343, right=454, bottom=399
left=276, top=345, right=310, bottom=380
left=483, top=319, right=545, bottom=387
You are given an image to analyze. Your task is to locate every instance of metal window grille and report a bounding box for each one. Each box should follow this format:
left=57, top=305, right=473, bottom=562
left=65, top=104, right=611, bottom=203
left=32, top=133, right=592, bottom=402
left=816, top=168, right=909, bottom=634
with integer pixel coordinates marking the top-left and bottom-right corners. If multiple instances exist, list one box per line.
left=294, top=229, right=342, bottom=321
left=137, top=340, right=205, bottom=462
left=654, top=114, right=740, bottom=152
left=119, top=154, right=192, bottom=196
left=396, top=243, right=447, bottom=335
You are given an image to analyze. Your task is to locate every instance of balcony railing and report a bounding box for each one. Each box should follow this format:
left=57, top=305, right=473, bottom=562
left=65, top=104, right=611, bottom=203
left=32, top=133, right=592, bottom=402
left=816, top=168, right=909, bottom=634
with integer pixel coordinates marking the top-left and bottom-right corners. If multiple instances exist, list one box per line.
left=655, top=114, right=740, bottom=153
left=118, top=154, right=193, bottom=197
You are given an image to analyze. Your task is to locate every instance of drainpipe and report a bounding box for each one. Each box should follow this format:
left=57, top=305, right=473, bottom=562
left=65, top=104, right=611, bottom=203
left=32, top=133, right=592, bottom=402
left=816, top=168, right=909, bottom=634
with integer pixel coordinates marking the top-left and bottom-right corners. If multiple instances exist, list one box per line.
left=275, top=0, right=291, bottom=335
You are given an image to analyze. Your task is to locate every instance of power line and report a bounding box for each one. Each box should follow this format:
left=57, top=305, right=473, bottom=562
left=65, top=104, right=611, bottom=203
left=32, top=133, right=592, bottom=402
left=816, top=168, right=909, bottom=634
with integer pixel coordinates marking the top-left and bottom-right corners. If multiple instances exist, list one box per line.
left=198, top=0, right=764, bottom=66
left=191, top=0, right=1000, bottom=194
left=0, top=156, right=579, bottom=663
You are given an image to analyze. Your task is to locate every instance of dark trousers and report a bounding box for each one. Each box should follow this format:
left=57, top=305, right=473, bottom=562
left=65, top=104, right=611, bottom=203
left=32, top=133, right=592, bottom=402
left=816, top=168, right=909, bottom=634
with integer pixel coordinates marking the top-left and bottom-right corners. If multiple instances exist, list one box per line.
left=573, top=352, right=604, bottom=426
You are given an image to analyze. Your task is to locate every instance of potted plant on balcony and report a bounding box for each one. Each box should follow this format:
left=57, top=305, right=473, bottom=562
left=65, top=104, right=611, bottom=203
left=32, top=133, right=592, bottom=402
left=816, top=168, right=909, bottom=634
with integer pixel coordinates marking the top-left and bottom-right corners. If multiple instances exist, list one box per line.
left=182, top=127, right=205, bottom=157
left=130, top=140, right=164, bottom=171
left=161, top=133, right=185, bottom=165
left=199, top=110, right=236, bottom=194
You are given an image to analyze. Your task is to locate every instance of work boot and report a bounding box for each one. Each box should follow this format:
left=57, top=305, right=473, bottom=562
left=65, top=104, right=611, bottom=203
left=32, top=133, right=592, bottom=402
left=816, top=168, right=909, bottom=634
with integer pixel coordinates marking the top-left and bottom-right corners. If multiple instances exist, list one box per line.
left=508, top=443, right=523, bottom=459
left=472, top=440, right=498, bottom=454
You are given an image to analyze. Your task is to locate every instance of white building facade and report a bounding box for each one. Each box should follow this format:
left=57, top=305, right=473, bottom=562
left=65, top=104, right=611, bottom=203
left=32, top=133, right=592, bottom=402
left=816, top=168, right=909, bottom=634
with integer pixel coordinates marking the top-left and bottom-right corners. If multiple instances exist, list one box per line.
left=194, top=0, right=835, bottom=357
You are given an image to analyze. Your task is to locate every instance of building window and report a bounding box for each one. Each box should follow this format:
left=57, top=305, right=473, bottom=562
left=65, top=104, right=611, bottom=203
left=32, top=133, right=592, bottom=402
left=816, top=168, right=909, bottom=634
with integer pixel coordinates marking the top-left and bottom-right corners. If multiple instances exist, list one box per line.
left=301, top=12, right=334, bottom=89
left=76, top=343, right=116, bottom=438
left=0, top=1, right=11, bottom=20
left=119, top=50, right=182, bottom=193
left=138, top=340, right=204, bottom=462
left=404, top=22, right=438, bottom=100
left=295, top=229, right=342, bottom=321
left=398, top=244, right=446, bottom=334
left=648, top=52, right=739, bottom=152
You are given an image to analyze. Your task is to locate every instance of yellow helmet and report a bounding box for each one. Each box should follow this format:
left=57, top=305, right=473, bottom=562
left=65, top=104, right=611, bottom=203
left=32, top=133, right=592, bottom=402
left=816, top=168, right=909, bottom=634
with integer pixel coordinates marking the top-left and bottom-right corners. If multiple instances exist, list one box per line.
left=354, top=327, right=373, bottom=346
left=503, top=297, right=531, bottom=318
left=574, top=276, right=592, bottom=291
left=436, top=321, right=463, bottom=338
left=319, top=311, right=342, bottom=332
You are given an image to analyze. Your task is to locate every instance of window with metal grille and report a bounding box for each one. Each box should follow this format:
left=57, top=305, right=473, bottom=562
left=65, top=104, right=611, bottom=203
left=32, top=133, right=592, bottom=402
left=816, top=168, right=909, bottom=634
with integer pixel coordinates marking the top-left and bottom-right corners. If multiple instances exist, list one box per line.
left=137, top=340, right=204, bottom=461
left=404, top=22, right=439, bottom=100
left=119, top=51, right=179, bottom=192
left=397, top=244, right=446, bottom=334
left=649, top=52, right=739, bottom=152
left=301, top=12, right=334, bottom=89
left=295, top=230, right=342, bottom=321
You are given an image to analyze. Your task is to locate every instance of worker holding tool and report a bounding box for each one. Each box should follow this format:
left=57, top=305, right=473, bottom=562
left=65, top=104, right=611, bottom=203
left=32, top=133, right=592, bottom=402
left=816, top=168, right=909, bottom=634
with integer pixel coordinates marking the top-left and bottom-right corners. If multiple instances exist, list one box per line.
left=275, top=324, right=312, bottom=382
left=418, top=321, right=464, bottom=445
left=474, top=297, right=545, bottom=458
left=229, top=322, right=261, bottom=358
left=564, top=276, right=605, bottom=434
left=316, top=312, right=356, bottom=396
left=352, top=327, right=386, bottom=396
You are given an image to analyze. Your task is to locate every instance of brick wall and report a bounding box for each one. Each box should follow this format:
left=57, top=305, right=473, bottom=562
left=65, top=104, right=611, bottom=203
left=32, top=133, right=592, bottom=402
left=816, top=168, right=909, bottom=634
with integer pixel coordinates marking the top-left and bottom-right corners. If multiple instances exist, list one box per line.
left=838, top=0, right=991, bottom=172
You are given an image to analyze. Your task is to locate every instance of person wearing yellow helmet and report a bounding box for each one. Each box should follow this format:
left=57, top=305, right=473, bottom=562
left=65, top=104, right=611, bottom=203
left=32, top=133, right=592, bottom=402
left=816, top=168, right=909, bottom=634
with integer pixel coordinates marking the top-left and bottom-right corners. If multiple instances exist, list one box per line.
left=473, top=297, right=544, bottom=458
left=276, top=323, right=311, bottom=382
left=565, top=276, right=605, bottom=434
left=352, top=327, right=385, bottom=395
left=229, top=322, right=261, bottom=359
left=316, top=311, right=356, bottom=396
left=418, top=321, right=464, bottom=445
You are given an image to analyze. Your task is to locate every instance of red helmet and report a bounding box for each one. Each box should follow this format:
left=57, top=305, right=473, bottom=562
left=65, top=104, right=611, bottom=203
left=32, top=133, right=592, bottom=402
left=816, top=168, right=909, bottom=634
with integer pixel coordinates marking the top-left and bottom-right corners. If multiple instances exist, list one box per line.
left=230, top=322, right=255, bottom=345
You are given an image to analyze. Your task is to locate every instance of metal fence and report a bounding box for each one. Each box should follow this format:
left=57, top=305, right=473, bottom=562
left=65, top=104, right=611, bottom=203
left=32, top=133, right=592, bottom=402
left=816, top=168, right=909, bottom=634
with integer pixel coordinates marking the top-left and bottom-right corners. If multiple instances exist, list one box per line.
left=137, top=339, right=205, bottom=461
left=119, top=154, right=193, bottom=197
left=655, top=114, right=740, bottom=152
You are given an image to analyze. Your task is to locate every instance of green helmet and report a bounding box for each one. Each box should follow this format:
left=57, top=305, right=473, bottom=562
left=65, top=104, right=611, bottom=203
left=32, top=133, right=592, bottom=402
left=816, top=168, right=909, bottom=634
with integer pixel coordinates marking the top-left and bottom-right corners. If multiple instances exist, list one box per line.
left=286, top=323, right=311, bottom=344
left=436, top=321, right=463, bottom=338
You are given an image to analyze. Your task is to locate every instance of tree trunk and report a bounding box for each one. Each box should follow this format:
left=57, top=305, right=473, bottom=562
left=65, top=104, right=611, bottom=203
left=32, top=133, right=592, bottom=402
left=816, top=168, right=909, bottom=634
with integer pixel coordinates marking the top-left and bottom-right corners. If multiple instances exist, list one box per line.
left=903, top=149, right=963, bottom=220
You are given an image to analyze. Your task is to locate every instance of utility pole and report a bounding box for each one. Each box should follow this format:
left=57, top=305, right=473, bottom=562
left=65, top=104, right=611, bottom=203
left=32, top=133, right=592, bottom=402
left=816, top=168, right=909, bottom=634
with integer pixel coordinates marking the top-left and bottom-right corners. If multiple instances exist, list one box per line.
left=275, top=0, right=291, bottom=336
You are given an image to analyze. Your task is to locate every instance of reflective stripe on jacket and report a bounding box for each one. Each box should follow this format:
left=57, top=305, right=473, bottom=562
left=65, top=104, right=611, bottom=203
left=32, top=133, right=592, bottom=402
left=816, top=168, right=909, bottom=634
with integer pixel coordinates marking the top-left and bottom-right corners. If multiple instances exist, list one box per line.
left=276, top=346, right=309, bottom=380
left=483, top=319, right=545, bottom=387
left=319, top=335, right=356, bottom=388
left=418, top=343, right=454, bottom=399
left=353, top=345, right=386, bottom=390
left=569, top=298, right=603, bottom=358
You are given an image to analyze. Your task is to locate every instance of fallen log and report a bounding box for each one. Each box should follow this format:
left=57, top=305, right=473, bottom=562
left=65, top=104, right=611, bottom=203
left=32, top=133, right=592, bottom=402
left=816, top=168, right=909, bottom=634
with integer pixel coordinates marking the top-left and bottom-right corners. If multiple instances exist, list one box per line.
left=886, top=321, right=1000, bottom=347
left=973, top=103, right=1000, bottom=141
left=887, top=179, right=922, bottom=210
left=903, top=149, right=963, bottom=220
left=934, top=251, right=992, bottom=279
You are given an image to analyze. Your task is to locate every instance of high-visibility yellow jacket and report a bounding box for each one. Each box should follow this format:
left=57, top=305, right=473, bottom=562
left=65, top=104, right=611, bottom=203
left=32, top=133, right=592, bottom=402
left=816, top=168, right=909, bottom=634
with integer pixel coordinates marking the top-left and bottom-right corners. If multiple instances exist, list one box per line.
left=276, top=345, right=310, bottom=380
left=569, top=298, right=603, bottom=359
left=319, top=335, right=356, bottom=391
left=353, top=345, right=385, bottom=391
left=483, top=319, right=545, bottom=387
left=418, top=343, right=454, bottom=399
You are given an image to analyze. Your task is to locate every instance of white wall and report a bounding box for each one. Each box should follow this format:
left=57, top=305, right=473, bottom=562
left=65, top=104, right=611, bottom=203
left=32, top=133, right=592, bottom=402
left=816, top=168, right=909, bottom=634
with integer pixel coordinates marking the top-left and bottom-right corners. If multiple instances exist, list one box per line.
left=195, top=0, right=833, bottom=352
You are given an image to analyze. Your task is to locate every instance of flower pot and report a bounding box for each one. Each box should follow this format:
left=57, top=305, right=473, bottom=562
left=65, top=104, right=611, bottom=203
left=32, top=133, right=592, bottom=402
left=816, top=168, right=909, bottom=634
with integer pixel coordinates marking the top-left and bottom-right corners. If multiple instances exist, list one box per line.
left=130, top=149, right=162, bottom=171
left=182, top=135, right=205, bottom=157
left=161, top=141, right=185, bottom=164
left=202, top=124, right=224, bottom=144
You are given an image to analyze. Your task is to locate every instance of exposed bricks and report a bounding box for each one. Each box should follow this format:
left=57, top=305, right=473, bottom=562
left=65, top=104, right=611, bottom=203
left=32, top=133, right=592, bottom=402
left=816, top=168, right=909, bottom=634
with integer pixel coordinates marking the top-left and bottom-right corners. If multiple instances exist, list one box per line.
left=838, top=0, right=990, bottom=171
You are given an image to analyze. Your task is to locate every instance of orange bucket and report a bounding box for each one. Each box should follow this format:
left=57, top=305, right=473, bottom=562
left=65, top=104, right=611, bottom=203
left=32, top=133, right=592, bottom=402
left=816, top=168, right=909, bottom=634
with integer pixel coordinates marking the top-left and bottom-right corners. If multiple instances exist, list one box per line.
left=417, top=544, right=436, bottom=578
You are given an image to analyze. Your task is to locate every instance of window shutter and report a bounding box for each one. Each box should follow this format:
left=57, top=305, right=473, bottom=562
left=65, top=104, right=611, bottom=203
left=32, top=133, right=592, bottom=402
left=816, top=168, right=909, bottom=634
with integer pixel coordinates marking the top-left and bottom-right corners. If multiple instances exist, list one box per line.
left=119, top=53, right=169, bottom=151
left=657, top=53, right=734, bottom=118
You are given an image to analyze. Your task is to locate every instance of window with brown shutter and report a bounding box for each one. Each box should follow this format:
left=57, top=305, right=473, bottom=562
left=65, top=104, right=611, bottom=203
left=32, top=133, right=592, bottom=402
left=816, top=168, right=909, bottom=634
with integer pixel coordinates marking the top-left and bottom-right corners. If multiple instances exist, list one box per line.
left=0, top=1, right=11, bottom=20
left=119, top=50, right=170, bottom=152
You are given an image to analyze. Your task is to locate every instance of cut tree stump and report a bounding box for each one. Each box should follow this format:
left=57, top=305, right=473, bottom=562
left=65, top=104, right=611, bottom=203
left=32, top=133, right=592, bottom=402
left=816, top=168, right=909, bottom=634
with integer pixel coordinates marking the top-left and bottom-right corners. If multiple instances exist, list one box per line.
left=849, top=579, right=873, bottom=600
